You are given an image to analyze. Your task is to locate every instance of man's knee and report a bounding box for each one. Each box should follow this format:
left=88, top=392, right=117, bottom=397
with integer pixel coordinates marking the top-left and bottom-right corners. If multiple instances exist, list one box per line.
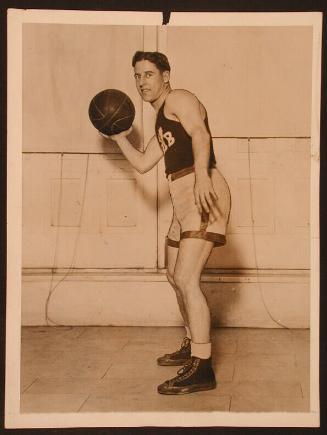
left=173, top=271, right=194, bottom=295
left=167, top=270, right=190, bottom=298
left=166, top=271, right=176, bottom=288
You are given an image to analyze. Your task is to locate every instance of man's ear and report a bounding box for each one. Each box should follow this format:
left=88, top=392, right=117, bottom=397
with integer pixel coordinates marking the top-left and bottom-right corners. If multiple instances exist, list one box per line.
left=163, top=70, right=170, bottom=83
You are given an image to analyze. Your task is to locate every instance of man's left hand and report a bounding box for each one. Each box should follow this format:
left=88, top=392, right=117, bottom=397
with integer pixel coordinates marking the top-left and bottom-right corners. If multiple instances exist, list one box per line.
left=194, top=174, right=221, bottom=223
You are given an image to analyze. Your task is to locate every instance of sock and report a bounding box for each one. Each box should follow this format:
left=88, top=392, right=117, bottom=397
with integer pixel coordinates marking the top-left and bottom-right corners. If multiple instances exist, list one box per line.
left=185, top=326, right=191, bottom=339
left=191, top=341, right=212, bottom=359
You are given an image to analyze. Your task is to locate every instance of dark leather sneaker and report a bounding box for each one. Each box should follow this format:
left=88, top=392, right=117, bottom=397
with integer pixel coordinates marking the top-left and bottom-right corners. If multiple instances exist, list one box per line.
left=157, top=356, right=217, bottom=395
left=157, top=337, right=191, bottom=366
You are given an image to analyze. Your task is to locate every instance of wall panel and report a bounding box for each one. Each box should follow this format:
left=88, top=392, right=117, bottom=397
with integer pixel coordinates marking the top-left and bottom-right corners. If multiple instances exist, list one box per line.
left=22, top=24, right=158, bottom=270
left=166, top=26, right=312, bottom=137
left=22, top=154, right=157, bottom=268
left=206, top=138, right=310, bottom=269
left=23, top=24, right=144, bottom=153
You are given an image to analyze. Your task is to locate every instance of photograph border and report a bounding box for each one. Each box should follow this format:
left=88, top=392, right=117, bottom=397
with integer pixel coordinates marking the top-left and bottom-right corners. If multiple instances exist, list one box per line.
left=5, top=8, right=322, bottom=429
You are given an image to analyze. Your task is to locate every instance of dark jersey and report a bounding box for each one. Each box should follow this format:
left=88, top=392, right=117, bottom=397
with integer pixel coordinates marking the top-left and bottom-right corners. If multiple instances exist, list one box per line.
left=155, top=98, right=216, bottom=176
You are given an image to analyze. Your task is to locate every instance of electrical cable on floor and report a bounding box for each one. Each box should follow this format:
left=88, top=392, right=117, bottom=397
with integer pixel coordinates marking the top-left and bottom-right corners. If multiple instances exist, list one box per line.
left=45, top=152, right=64, bottom=326
left=45, top=153, right=90, bottom=326
left=247, top=138, right=290, bottom=329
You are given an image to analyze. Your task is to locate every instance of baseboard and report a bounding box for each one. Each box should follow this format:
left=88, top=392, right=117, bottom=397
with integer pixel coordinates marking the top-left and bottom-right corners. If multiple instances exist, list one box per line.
left=21, top=268, right=310, bottom=328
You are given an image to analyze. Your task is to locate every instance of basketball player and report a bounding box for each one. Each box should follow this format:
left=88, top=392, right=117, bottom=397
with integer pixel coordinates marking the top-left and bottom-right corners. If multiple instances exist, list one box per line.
left=103, top=51, right=231, bottom=394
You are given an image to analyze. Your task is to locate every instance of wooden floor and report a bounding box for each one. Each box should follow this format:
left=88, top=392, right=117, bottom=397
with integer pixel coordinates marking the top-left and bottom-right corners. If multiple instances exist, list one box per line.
left=21, top=326, right=310, bottom=413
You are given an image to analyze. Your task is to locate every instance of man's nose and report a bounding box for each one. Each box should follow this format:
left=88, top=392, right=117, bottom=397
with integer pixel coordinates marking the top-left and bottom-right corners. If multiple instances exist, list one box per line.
left=139, top=76, right=147, bottom=87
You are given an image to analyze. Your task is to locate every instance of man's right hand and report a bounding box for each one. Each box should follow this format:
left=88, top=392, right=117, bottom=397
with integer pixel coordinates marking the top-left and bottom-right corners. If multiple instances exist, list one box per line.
left=99, top=126, right=133, bottom=142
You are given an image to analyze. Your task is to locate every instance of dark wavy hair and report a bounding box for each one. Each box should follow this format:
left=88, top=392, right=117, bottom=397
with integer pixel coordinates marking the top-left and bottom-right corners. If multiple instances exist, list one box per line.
left=132, top=51, right=171, bottom=72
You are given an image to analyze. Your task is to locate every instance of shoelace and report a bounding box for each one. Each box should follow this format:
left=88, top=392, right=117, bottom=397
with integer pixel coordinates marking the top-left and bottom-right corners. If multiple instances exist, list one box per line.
left=176, top=359, right=194, bottom=376
left=177, top=364, right=192, bottom=376
left=173, top=358, right=200, bottom=382
left=170, top=337, right=190, bottom=357
left=180, top=337, right=190, bottom=350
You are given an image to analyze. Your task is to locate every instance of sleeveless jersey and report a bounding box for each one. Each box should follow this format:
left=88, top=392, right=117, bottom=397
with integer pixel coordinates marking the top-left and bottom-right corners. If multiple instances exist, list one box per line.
left=155, top=98, right=216, bottom=176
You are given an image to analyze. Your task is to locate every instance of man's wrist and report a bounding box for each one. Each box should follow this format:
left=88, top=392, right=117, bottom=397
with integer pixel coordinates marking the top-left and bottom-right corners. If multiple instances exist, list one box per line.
left=115, top=135, right=127, bottom=145
left=194, top=166, right=209, bottom=178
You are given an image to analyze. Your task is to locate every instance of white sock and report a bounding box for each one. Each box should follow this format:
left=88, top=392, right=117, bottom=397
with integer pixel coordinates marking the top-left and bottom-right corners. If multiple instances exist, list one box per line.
left=185, top=326, right=191, bottom=339
left=191, top=341, right=212, bottom=359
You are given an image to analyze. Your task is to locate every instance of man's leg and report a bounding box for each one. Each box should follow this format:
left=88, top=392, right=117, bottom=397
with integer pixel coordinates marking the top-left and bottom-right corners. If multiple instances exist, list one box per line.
left=173, top=238, right=213, bottom=344
left=166, top=245, right=189, bottom=329
left=157, top=245, right=192, bottom=366
left=158, top=238, right=216, bottom=394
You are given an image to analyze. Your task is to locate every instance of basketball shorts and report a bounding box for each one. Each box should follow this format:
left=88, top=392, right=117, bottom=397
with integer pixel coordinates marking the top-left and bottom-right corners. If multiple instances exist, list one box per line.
left=167, top=166, right=231, bottom=248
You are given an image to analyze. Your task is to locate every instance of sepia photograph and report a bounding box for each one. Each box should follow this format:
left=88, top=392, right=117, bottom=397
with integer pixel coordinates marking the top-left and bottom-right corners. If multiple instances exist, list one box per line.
left=6, top=9, right=321, bottom=428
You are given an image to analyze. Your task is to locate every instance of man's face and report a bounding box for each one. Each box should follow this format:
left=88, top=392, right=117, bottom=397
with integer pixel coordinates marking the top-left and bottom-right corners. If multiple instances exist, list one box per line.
left=134, top=60, right=169, bottom=103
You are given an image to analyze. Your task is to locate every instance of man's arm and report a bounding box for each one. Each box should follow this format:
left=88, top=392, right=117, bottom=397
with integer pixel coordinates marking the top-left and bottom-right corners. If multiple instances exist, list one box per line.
left=103, top=129, right=163, bottom=174
left=167, top=90, right=219, bottom=219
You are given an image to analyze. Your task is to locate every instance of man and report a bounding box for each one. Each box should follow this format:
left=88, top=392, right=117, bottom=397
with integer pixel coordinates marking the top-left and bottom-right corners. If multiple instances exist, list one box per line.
left=105, top=51, right=231, bottom=394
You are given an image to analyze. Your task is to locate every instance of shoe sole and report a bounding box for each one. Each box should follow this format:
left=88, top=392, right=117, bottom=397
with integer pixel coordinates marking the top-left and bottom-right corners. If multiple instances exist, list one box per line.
left=157, top=359, right=191, bottom=366
left=158, top=382, right=217, bottom=395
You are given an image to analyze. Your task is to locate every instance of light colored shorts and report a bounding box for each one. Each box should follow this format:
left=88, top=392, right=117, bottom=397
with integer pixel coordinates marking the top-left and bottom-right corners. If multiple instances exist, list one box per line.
left=167, top=166, right=231, bottom=248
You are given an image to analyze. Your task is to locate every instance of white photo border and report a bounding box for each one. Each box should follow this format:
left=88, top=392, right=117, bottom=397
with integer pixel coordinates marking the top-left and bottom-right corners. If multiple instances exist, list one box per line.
left=6, top=9, right=321, bottom=428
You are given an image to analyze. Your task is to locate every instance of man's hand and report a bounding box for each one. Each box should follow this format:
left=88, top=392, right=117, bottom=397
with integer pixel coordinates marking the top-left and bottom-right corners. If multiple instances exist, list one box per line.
left=194, top=173, right=221, bottom=223
left=99, top=126, right=133, bottom=142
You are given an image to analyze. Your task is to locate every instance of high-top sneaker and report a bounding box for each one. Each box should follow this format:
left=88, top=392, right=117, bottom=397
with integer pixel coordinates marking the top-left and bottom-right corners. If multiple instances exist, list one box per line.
left=157, top=356, right=217, bottom=394
left=157, top=337, right=191, bottom=366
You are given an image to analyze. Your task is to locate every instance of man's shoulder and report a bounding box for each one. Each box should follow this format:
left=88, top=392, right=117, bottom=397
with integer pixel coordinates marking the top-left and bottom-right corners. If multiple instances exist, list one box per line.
left=168, top=89, right=196, bottom=101
left=166, top=89, right=198, bottom=109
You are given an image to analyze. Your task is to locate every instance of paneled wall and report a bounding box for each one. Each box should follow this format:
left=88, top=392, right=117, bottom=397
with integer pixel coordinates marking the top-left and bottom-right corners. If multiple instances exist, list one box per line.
left=159, top=26, right=312, bottom=270
left=164, top=26, right=312, bottom=137
left=23, top=24, right=144, bottom=153
left=207, top=138, right=310, bottom=269
left=22, top=24, right=313, bottom=326
left=22, top=24, right=158, bottom=269
left=23, top=154, right=157, bottom=268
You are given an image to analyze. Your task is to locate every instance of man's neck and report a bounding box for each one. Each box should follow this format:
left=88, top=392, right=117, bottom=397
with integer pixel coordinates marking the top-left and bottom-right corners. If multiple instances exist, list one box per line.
left=151, top=85, right=171, bottom=112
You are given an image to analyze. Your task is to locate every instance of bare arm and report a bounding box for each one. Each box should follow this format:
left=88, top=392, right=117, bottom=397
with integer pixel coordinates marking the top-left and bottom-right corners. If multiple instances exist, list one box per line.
left=103, top=128, right=163, bottom=174
left=167, top=91, right=219, bottom=219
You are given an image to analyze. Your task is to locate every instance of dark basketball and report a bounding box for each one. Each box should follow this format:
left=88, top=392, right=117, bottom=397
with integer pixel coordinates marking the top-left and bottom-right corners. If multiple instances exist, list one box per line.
left=88, top=89, right=135, bottom=135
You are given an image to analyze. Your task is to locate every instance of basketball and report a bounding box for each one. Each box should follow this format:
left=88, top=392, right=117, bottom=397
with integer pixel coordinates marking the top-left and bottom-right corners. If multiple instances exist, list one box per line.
left=88, top=89, right=135, bottom=136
